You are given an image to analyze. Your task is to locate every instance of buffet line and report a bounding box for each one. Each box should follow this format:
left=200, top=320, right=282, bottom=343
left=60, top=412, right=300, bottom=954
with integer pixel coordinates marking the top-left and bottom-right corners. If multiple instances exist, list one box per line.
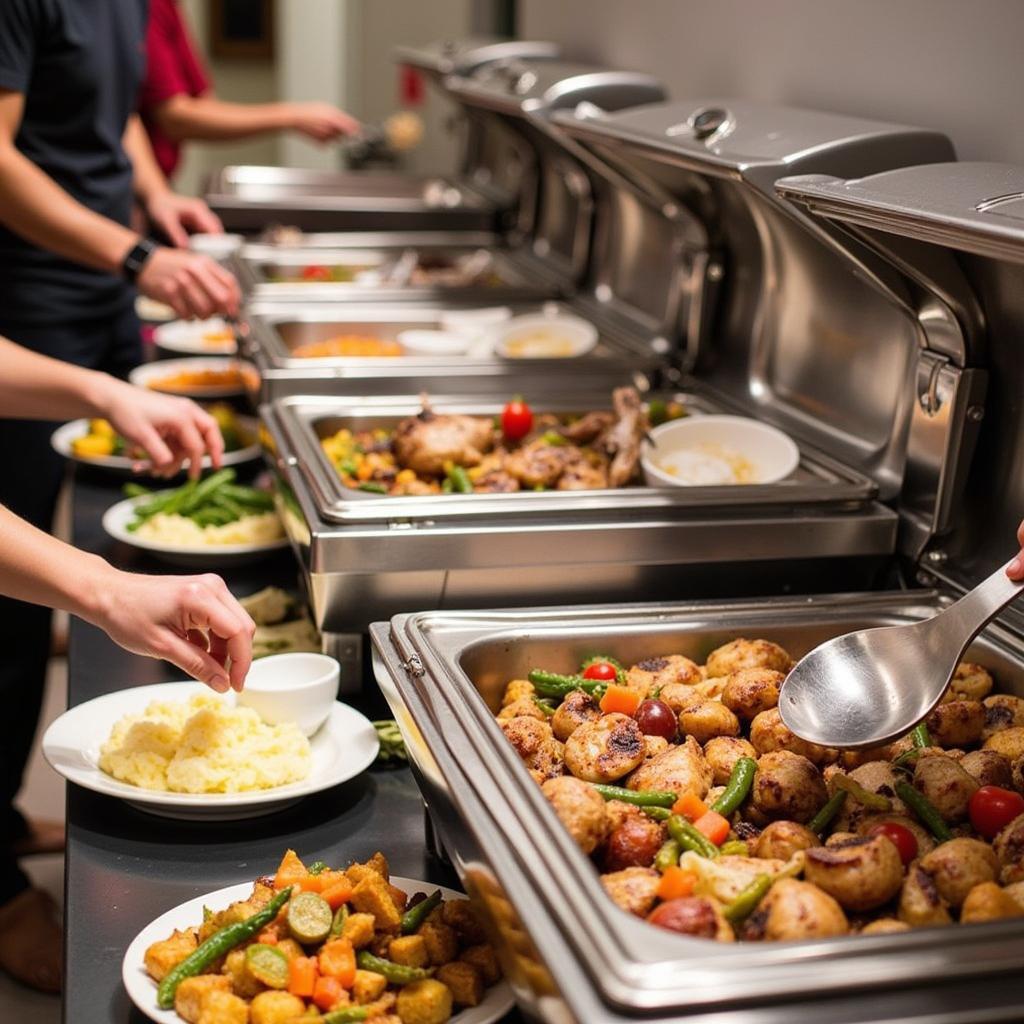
left=57, top=37, right=1024, bottom=1024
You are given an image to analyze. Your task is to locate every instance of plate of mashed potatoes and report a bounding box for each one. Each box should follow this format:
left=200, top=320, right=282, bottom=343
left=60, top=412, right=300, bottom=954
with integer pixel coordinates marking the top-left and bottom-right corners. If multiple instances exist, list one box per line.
left=42, top=682, right=379, bottom=820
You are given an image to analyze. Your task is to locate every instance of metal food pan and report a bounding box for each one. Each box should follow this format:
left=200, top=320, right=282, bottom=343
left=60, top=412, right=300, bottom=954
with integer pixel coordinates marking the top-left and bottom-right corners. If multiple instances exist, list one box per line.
left=268, top=388, right=882, bottom=524
left=232, top=244, right=556, bottom=304
left=371, top=593, right=1024, bottom=1023
left=205, top=166, right=500, bottom=233
left=243, top=301, right=663, bottom=401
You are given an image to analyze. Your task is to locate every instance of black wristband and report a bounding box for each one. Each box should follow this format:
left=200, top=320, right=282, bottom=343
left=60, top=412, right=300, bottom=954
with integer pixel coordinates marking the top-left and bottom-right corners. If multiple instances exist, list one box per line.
left=122, top=238, right=158, bottom=282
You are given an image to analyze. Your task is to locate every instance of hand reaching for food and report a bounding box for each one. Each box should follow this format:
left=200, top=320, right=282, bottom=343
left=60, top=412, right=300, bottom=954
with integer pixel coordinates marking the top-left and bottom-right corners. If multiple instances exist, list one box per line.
left=1007, top=521, right=1024, bottom=580
left=138, top=247, right=241, bottom=320
left=94, top=376, right=223, bottom=479
left=92, top=571, right=256, bottom=693
left=145, top=192, right=224, bottom=248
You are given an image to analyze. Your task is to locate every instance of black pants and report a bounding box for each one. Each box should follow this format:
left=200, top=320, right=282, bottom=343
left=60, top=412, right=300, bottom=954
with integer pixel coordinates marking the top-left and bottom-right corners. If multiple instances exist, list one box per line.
left=0, top=304, right=141, bottom=904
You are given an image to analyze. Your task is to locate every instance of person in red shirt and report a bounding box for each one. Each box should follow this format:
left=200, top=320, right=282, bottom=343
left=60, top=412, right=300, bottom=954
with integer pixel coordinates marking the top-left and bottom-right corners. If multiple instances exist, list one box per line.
left=139, top=0, right=359, bottom=180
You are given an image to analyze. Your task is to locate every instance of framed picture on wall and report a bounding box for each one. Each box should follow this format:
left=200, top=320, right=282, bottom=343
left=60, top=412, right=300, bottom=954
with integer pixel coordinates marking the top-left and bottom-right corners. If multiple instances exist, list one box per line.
left=209, top=0, right=276, bottom=60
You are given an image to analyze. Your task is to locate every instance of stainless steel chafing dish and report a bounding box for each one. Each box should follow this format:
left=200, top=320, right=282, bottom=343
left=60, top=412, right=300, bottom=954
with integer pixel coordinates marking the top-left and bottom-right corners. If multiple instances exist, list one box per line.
left=242, top=301, right=662, bottom=403
left=369, top=162, right=1024, bottom=1024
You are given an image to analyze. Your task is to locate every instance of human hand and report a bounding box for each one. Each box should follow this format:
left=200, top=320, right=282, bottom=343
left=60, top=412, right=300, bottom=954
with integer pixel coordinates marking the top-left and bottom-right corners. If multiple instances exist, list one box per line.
left=92, top=571, right=256, bottom=692
left=288, top=101, right=360, bottom=143
left=94, top=376, right=223, bottom=479
left=1007, top=521, right=1024, bottom=580
left=146, top=191, right=224, bottom=248
left=137, top=246, right=240, bottom=319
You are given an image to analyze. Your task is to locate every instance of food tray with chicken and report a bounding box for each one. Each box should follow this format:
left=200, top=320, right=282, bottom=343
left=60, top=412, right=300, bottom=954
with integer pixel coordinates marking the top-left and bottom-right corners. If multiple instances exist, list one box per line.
left=370, top=593, right=1024, bottom=1022
left=232, top=244, right=559, bottom=304
left=267, top=387, right=881, bottom=525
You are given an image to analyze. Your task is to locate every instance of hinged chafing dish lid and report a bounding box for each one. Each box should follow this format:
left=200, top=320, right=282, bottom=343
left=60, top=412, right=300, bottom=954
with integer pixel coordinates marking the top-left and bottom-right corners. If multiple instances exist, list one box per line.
left=779, top=162, right=1024, bottom=626
left=556, top=102, right=980, bottom=551
left=392, top=38, right=561, bottom=82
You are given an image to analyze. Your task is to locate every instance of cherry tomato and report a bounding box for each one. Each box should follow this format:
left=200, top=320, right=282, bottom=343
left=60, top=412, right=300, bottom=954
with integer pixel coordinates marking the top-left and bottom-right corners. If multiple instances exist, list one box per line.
left=501, top=398, right=533, bottom=441
left=634, top=698, right=678, bottom=741
left=301, top=264, right=332, bottom=282
left=867, top=822, right=918, bottom=866
left=969, top=785, right=1024, bottom=839
left=583, top=661, right=618, bottom=682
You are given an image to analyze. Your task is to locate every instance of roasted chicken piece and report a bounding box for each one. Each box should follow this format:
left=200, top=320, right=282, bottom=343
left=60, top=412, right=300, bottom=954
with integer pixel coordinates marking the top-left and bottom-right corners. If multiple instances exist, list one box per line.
left=393, top=404, right=493, bottom=476
left=557, top=451, right=610, bottom=490
left=504, top=440, right=573, bottom=489
left=601, top=386, right=647, bottom=487
left=559, top=411, right=615, bottom=445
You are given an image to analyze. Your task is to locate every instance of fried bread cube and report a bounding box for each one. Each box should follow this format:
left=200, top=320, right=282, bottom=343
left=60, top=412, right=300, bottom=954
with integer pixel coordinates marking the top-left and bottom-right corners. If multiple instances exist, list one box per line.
left=174, top=975, right=232, bottom=1024
left=388, top=934, right=429, bottom=969
left=341, top=911, right=377, bottom=948
left=395, top=978, right=453, bottom=1024
left=250, top=990, right=306, bottom=1024
left=197, top=990, right=249, bottom=1024
left=144, top=928, right=198, bottom=982
left=351, top=873, right=402, bottom=932
left=436, top=961, right=484, bottom=1007
left=352, top=968, right=388, bottom=1004
left=418, top=922, right=458, bottom=966
left=459, top=944, right=501, bottom=985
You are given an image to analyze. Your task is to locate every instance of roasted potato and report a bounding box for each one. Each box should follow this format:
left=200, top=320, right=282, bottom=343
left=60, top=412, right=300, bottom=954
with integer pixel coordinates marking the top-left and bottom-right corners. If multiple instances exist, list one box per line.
left=960, top=749, right=1013, bottom=789
left=749, top=708, right=837, bottom=765
left=860, top=918, right=911, bottom=935
left=721, top=669, right=785, bottom=722
left=677, top=696, right=740, bottom=744
left=625, top=654, right=702, bottom=695
left=705, top=638, right=792, bottom=678
left=982, top=695, right=1024, bottom=739
left=898, top=863, right=952, bottom=928
left=627, top=735, right=711, bottom=798
left=541, top=775, right=608, bottom=854
left=704, top=736, right=758, bottom=786
left=984, top=727, right=1024, bottom=762
left=913, top=755, right=979, bottom=822
left=601, top=867, right=660, bottom=917
left=564, top=713, right=645, bottom=783
left=752, top=750, right=827, bottom=823
left=926, top=700, right=985, bottom=748
left=951, top=662, right=994, bottom=701
left=804, top=835, right=904, bottom=912
left=497, top=698, right=546, bottom=722
left=993, top=812, right=1024, bottom=884
left=960, top=881, right=1024, bottom=923
left=754, top=820, right=821, bottom=860
left=501, top=679, right=535, bottom=706
left=499, top=716, right=564, bottom=780
left=550, top=688, right=601, bottom=741
left=742, top=879, right=848, bottom=940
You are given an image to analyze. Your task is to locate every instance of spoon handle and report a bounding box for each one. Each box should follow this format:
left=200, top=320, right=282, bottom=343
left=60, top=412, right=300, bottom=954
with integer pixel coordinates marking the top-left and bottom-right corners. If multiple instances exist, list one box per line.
left=943, top=561, right=1024, bottom=642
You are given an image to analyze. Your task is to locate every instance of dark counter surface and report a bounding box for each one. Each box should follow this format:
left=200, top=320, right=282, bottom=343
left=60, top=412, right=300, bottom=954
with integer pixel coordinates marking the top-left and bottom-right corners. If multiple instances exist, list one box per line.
left=64, top=467, right=522, bottom=1023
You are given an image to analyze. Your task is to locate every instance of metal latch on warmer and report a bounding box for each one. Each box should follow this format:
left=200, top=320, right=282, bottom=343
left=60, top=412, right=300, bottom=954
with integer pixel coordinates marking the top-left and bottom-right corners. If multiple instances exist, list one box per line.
left=918, top=351, right=950, bottom=415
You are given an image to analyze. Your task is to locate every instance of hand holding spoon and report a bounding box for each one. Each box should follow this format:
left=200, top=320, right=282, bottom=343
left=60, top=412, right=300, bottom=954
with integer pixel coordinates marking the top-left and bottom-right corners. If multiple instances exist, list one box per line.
left=779, top=560, right=1024, bottom=750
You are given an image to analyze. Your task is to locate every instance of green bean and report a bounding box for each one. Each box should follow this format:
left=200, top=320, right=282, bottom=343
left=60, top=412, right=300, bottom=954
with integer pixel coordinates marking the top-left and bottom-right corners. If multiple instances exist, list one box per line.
left=357, top=481, right=388, bottom=494
left=807, top=791, right=847, bottom=835
left=643, top=806, right=671, bottom=821
left=710, top=757, right=757, bottom=816
left=323, top=1010, right=370, bottom=1024
left=329, top=904, right=348, bottom=938
left=723, top=874, right=772, bottom=923
left=355, top=950, right=432, bottom=985
left=400, top=890, right=442, bottom=935
left=720, top=840, right=750, bottom=857
left=895, top=780, right=953, bottom=842
left=654, top=839, right=681, bottom=873
left=373, top=719, right=408, bottom=764
left=156, top=886, right=292, bottom=1008
left=667, top=815, right=719, bottom=859
left=179, top=468, right=235, bottom=514
left=220, top=484, right=275, bottom=509
left=911, top=722, right=932, bottom=749
left=527, top=670, right=604, bottom=698
left=590, top=784, right=676, bottom=808
left=209, top=492, right=246, bottom=518
left=540, top=430, right=568, bottom=447
left=531, top=697, right=555, bottom=717
left=893, top=748, right=922, bottom=770
left=123, top=483, right=151, bottom=498
left=446, top=465, right=473, bottom=494
left=831, top=774, right=892, bottom=811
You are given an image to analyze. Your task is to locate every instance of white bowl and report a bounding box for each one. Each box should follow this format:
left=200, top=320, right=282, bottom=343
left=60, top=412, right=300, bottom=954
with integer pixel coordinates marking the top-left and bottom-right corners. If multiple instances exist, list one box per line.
left=189, top=233, right=245, bottom=258
left=397, top=329, right=471, bottom=357
left=642, top=415, right=800, bottom=487
left=439, top=306, right=513, bottom=337
left=238, top=652, right=339, bottom=737
left=493, top=313, right=598, bottom=359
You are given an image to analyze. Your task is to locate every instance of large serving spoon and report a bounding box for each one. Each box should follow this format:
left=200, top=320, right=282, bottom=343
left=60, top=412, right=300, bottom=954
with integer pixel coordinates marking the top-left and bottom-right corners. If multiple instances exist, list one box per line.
left=779, top=561, right=1024, bottom=750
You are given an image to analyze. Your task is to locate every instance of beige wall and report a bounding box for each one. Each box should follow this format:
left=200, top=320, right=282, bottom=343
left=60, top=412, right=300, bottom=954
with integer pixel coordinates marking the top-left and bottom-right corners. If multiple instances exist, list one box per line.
left=171, top=0, right=474, bottom=198
left=520, top=0, right=1024, bottom=165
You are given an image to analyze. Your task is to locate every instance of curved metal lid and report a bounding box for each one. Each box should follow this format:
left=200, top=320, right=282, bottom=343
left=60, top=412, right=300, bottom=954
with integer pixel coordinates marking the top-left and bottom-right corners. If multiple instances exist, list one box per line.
left=392, top=37, right=561, bottom=81
left=776, top=162, right=1024, bottom=263
left=446, top=60, right=666, bottom=119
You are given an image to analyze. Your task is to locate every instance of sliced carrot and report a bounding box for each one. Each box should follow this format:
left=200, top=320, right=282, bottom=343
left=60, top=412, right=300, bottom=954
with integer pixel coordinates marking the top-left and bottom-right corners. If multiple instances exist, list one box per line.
left=288, top=955, right=318, bottom=998
left=256, top=927, right=279, bottom=945
left=694, top=810, right=730, bottom=846
left=318, top=938, right=357, bottom=988
left=672, top=792, right=708, bottom=821
left=297, top=875, right=325, bottom=894
left=599, top=684, right=641, bottom=716
left=274, top=849, right=309, bottom=890
left=312, top=974, right=344, bottom=1011
left=657, top=866, right=697, bottom=901
left=321, top=879, right=354, bottom=910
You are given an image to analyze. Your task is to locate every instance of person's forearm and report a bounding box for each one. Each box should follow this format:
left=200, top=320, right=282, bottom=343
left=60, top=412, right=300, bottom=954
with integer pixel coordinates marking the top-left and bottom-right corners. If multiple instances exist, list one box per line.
left=0, top=334, right=119, bottom=421
left=154, top=94, right=295, bottom=141
left=124, top=114, right=172, bottom=205
left=0, top=505, right=115, bottom=623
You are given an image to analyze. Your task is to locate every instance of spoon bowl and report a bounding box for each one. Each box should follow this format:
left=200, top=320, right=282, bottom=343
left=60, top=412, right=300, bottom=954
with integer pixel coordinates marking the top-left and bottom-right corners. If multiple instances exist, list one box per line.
left=779, top=561, right=1023, bottom=749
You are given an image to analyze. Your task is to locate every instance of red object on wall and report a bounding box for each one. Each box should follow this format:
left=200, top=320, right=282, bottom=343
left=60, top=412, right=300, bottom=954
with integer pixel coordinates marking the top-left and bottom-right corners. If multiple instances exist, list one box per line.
left=400, top=65, right=425, bottom=106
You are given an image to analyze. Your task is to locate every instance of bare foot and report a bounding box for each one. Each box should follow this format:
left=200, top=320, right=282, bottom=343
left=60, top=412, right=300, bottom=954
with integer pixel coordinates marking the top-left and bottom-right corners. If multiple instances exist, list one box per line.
left=11, top=818, right=65, bottom=857
left=0, top=888, right=62, bottom=993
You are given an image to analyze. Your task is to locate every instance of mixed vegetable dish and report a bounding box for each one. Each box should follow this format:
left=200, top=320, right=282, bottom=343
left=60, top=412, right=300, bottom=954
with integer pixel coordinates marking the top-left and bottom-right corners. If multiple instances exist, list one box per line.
left=319, top=389, right=685, bottom=497
left=124, top=469, right=276, bottom=532
left=144, top=849, right=503, bottom=1024
left=494, top=640, right=1024, bottom=941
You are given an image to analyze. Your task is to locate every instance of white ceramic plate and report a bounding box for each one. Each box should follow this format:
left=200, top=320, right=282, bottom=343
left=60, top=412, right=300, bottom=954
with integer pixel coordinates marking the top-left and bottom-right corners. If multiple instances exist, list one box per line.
left=43, top=680, right=378, bottom=821
left=122, top=876, right=515, bottom=1024
left=493, top=313, right=598, bottom=359
left=129, top=358, right=255, bottom=398
left=136, top=296, right=176, bottom=323
left=102, top=495, right=289, bottom=567
left=642, top=414, right=800, bottom=487
left=51, top=417, right=260, bottom=475
left=154, top=318, right=238, bottom=356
